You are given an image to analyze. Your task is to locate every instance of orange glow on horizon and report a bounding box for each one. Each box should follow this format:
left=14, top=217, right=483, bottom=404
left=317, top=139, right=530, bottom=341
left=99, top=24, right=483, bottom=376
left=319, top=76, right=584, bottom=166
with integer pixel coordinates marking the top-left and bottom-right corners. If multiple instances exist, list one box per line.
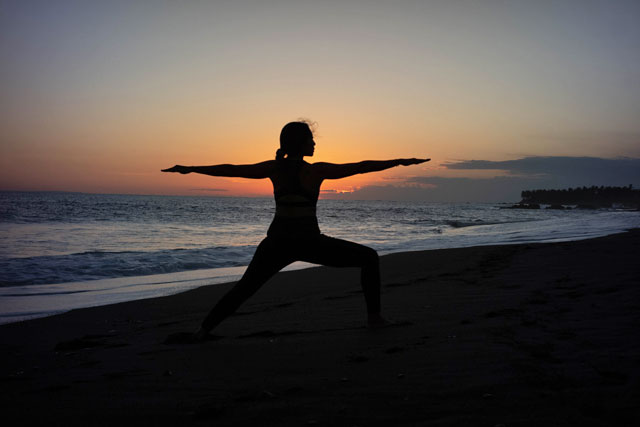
left=2, top=2, right=639, bottom=198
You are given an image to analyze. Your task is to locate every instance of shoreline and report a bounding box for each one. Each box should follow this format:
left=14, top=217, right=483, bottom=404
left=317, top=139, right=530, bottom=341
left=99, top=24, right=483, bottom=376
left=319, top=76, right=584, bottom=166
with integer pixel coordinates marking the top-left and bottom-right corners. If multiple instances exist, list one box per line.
left=3, top=221, right=640, bottom=326
left=1, top=230, right=639, bottom=425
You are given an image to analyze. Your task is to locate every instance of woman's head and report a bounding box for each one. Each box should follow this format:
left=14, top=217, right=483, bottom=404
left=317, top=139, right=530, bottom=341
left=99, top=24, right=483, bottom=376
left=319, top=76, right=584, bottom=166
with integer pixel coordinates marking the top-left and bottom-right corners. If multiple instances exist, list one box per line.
left=277, top=121, right=315, bottom=160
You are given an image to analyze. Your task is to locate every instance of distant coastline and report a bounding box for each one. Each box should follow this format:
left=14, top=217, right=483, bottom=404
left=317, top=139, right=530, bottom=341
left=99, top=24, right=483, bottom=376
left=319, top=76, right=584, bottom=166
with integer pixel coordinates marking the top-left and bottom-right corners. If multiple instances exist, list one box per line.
left=508, top=185, right=640, bottom=210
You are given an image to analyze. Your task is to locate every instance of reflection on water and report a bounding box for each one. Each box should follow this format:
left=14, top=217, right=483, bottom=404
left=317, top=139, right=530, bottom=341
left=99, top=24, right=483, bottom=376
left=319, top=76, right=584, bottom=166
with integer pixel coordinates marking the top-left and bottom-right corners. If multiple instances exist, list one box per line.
left=1, top=192, right=639, bottom=286
left=1, top=192, right=638, bottom=324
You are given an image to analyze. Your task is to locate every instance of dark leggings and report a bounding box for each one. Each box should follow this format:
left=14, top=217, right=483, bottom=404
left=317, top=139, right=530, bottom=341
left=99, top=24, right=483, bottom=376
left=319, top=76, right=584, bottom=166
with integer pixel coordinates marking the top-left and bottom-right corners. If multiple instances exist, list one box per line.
left=201, top=234, right=380, bottom=332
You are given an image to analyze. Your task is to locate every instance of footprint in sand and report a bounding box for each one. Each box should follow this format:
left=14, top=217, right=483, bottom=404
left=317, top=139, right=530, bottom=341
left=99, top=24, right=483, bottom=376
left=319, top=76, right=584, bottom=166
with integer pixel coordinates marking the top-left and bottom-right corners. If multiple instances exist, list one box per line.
left=54, top=334, right=127, bottom=352
left=164, top=331, right=222, bottom=344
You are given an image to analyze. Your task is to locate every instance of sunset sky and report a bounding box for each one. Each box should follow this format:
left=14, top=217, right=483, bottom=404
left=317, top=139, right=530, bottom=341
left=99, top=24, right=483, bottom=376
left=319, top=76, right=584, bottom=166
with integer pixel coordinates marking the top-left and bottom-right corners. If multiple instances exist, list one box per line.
left=1, top=1, right=639, bottom=201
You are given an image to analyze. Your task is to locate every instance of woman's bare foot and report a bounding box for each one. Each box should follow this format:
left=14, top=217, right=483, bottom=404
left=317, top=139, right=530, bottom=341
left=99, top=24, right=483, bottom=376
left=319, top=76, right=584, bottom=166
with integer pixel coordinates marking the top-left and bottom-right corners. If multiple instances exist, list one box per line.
left=193, top=327, right=210, bottom=342
left=367, top=314, right=393, bottom=329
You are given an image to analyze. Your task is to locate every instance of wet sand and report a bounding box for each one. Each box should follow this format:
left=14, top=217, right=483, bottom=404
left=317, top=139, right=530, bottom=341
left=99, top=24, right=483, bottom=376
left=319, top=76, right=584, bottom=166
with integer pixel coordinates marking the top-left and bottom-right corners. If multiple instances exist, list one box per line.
left=1, top=230, right=639, bottom=426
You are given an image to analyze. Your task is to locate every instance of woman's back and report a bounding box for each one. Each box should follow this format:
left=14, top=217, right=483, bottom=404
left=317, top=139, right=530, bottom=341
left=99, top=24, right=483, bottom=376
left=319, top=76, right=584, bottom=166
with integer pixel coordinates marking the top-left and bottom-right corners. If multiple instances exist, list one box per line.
left=268, top=159, right=322, bottom=237
left=271, top=159, right=321, bottom=209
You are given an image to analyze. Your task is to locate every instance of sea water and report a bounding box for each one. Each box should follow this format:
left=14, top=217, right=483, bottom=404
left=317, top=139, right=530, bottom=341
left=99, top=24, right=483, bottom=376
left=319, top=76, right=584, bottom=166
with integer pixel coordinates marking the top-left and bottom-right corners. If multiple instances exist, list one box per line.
left=1, top=191, right=639, bottom=323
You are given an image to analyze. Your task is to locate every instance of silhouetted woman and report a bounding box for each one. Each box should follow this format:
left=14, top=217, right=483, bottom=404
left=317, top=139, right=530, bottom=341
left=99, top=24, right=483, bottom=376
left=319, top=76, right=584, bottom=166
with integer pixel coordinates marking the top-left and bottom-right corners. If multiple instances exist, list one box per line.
left=163, top=121, right=429, bottom=339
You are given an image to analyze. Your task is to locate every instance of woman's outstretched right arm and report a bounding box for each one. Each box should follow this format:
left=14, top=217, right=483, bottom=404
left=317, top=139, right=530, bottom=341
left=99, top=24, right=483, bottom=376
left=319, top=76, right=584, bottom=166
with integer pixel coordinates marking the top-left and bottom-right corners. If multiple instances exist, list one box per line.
left=162, top=161, right=275, bottom=179
left=314, top=158, right=429, bottom=180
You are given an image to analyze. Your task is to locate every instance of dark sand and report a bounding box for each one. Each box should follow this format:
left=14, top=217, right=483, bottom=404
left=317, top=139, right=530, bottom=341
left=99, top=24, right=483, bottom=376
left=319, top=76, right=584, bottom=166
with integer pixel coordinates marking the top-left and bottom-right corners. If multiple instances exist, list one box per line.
left=1, top=230, right=639, bottom=426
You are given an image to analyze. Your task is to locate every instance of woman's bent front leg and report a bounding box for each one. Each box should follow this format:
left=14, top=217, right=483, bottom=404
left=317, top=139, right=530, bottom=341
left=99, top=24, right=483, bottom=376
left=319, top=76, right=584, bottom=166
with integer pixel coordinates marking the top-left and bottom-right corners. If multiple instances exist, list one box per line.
left=299, top=235, right=381, bottom=317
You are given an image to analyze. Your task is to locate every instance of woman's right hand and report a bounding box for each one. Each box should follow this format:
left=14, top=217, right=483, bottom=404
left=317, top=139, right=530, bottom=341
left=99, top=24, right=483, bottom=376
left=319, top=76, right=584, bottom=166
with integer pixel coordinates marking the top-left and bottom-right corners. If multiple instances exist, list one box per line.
left=162, top=165, right=191, bottom=174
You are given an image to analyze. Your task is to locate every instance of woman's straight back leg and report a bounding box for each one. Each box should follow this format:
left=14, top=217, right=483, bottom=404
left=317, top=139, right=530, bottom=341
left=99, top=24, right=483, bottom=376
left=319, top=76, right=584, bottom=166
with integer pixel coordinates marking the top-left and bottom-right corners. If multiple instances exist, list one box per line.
left=201, top=237, right=294, bottom=332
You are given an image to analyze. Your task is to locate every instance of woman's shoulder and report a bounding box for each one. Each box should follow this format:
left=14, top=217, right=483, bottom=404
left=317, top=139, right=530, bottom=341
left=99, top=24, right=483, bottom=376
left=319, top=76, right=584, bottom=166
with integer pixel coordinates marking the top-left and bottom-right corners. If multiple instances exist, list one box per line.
left=307, top=161, right=334, bottom=168
left=307, top=161, right=337, bottom=174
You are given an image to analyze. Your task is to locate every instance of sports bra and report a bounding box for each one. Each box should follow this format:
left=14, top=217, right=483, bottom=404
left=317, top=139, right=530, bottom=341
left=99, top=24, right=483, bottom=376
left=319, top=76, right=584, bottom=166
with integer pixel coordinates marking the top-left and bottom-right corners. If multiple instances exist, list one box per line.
left=273, top=159, right=319, bottom=210
left=267, top=159, right=321, bottom=237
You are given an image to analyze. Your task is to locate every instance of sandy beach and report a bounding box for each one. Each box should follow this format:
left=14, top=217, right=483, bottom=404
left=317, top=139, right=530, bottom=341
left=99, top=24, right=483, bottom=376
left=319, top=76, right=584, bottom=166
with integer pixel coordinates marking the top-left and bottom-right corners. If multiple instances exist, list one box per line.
left=1, top=230, right=639, bottom=426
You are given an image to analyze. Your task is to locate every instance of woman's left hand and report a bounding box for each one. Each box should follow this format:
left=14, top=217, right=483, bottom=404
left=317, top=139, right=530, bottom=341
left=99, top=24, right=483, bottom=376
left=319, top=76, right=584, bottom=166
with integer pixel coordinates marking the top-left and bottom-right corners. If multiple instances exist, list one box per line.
left=398, top=158, right=430, bottom=166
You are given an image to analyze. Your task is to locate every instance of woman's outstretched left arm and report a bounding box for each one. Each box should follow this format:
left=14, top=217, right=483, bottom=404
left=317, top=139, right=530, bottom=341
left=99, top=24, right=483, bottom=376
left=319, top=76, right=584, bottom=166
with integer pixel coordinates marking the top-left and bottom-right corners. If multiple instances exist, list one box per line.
left=162, top=161, right=275, bottom=179
left=314, top=158, right=429, bottom=180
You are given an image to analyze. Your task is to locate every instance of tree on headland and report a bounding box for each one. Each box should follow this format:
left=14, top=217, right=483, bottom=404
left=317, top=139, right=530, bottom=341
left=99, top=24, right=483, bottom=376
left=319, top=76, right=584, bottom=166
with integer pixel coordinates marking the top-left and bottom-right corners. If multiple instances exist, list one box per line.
left=520, top=185, right=639, bottom=208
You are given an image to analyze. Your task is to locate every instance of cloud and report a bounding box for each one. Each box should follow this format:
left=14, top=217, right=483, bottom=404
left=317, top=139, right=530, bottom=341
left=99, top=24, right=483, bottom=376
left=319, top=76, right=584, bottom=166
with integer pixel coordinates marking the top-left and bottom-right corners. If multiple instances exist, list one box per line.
left=445, top=156, right=640, bottom=184
left=333, top=177, right=531, bottom=202
left=328, top=157, right=640, bottom=202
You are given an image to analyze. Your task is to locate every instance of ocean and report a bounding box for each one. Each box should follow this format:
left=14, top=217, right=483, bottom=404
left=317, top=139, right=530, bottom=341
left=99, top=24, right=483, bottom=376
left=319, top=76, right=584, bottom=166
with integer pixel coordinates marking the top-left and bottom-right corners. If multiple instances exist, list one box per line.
left=1, top=191, right=639, bottom=324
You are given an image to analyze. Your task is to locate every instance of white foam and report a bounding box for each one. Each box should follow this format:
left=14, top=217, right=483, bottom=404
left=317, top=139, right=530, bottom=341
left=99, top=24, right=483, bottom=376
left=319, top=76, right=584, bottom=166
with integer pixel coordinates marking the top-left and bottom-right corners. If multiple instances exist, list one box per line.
left=0, top=262, right=314, bottom=324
